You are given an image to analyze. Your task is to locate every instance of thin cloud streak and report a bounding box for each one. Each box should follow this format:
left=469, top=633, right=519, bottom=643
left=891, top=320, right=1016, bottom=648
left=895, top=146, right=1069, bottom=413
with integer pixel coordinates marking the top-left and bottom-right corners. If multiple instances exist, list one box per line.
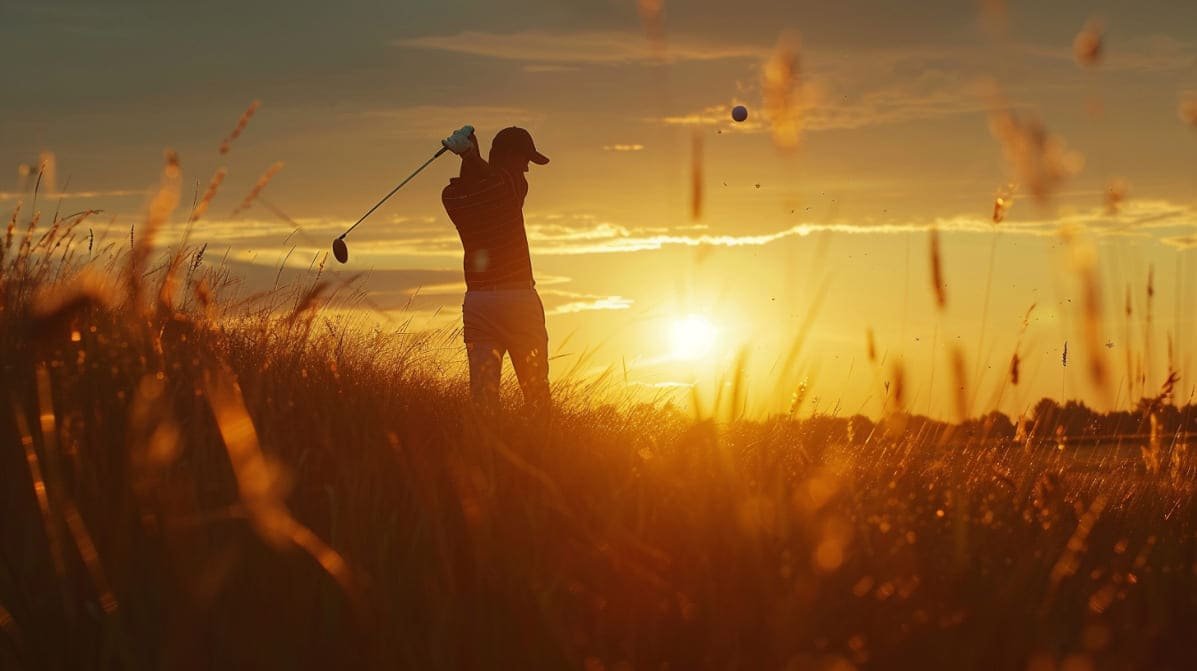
left=393, top=30, right=766, bottom=65
left=658, top=71, right=991, bottom=132
left=351, top=105, right=544, bottom=138
left=0, top=188, right=149, bottom=202
left=546, top=296, right=634, bottom=315
left=98, top=200, right=1197, bottom=263
left=1015, top=34, right=1196, bottom=73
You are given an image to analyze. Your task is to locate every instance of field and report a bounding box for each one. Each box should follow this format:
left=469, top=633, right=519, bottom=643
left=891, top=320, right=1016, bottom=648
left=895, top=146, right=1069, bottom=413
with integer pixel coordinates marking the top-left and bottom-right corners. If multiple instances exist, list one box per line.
left=3, top=178, right=1197, bottom=670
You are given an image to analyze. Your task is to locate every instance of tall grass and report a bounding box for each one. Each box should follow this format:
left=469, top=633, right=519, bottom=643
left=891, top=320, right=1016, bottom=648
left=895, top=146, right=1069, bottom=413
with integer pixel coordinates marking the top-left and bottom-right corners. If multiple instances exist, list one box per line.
left=2, top=159, right=1197, bottom=671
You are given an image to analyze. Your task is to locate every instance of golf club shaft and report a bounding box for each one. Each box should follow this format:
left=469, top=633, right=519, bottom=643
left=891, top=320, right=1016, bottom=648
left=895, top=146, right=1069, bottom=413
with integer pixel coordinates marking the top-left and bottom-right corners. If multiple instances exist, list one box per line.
left=339, top=146, right=448, bottom=240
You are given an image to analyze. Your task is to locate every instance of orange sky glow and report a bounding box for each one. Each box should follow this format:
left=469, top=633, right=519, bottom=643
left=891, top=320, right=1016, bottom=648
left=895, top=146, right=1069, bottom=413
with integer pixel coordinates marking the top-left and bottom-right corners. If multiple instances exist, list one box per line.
left=4, top=0, right=1197, bottom=419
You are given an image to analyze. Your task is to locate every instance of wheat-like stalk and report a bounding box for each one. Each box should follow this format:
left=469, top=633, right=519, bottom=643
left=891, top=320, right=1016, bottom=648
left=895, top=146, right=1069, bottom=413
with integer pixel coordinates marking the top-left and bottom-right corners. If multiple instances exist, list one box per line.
left=189, top=167, right=228, bottom=223
left=219, top=100, right=261, bottom=155
left=929, top=226, right=947, bottom=310
left=230, top=162, right=284, bottom=217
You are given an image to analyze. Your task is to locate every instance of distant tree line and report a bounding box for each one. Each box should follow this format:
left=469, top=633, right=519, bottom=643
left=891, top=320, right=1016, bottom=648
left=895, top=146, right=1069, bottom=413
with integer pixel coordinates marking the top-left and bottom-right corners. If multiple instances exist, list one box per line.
left=778, top=398, right=1197, bottom=448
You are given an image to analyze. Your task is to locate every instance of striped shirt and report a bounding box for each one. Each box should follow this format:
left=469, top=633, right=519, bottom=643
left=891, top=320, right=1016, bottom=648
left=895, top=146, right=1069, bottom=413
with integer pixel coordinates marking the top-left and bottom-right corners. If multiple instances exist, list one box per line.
left=441, top=169, right=535, bottom=290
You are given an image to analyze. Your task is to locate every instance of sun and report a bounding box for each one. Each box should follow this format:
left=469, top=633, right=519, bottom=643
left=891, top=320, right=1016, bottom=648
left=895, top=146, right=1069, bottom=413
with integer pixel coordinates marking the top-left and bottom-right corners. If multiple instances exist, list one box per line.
left=669, top=314, right=718, bottom=361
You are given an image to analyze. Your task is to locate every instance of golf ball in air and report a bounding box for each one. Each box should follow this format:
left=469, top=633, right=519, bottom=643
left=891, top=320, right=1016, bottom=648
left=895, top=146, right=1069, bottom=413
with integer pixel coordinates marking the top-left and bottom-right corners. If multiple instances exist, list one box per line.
left=731, top=105, right=748, bottom=122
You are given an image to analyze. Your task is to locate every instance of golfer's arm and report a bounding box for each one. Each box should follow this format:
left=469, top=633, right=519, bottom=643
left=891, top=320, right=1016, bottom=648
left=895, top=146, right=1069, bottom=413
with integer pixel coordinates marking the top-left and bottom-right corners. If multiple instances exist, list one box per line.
left=459, top=148, right=493, bottom=181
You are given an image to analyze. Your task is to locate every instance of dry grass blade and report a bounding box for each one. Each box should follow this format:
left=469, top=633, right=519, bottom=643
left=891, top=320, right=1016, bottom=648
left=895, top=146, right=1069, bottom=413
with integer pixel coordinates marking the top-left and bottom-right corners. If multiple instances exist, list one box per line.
left=929, top=226, right=947, bottom=310
left=230, top=162, right=284, bottom=217
left=890, top=359, right=906, bottom=413
left=1021, top=302, right=1037, bottom=332
left=1010, top=352, right=1021, bottom=386
left=11, top=400, right=67, bottom=583
left=3, top=204, right=19, bottom=262
left=287, top=281, right=328, bottom=325
left=156, top=251, right=187, bottom=314
left=203, top=362, right=356, bottom=595
left=1047, top=495, right=1107, bottom=593
left=62, top=500, right=119, bottom=615
left=219, top=100, right=261, bottom=155
left=130, top=151, right=181, bottom=304
left=1074, top=242, right=1109, bottom=395
left=189, top=167, right=228, bottom=223
left=690, top=130, right=703, bottom=221
left=950, top=346, right=968, bottom=421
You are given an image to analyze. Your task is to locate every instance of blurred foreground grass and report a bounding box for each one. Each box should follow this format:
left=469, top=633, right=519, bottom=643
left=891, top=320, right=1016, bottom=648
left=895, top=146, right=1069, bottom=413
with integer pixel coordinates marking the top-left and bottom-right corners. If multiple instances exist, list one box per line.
left=3, top=161, right=1197, bottom=671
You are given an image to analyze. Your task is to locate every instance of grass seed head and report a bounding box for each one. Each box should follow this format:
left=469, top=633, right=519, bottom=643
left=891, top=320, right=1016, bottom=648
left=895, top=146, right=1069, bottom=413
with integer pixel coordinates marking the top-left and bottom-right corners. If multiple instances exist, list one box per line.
left=1073, top=19, right=1104, bottom=67
left=929, top=227, right=947, bottom=310
left=219, top=100, right=261, bottom=155
left=989, top=108, right=1084, bottom=205
left=230, top=162, right=284, bottom=218
left=190, top=167, right=228, bottom=223
left=763, top=33, right=802, bottom=151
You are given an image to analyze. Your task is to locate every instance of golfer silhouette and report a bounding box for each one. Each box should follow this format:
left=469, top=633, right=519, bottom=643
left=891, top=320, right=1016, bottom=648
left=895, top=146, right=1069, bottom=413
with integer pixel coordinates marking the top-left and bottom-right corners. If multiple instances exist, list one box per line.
left=440, top=125, right=551, bottom=415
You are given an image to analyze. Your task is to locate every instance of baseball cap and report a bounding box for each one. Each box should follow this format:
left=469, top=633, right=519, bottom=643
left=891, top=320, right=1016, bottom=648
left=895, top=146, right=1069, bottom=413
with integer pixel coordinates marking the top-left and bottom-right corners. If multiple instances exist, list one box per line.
left=491, top=127, right=549, bottom=165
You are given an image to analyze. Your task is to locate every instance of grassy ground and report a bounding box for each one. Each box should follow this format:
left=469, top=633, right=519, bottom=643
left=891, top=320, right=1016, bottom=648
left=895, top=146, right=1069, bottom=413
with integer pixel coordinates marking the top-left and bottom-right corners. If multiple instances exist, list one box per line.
left=3, top=184, right=1197, bottom=670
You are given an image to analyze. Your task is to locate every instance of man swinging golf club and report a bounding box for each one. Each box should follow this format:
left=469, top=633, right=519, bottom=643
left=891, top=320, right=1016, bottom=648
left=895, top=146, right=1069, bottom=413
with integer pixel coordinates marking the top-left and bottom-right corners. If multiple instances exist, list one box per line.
left=440, top=125, right=551, bottom=415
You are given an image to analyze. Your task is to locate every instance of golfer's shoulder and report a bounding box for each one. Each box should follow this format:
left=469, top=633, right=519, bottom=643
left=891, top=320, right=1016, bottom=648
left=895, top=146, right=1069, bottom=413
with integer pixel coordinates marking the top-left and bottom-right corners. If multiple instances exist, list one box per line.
left=442, top=174, right=510, bottom=202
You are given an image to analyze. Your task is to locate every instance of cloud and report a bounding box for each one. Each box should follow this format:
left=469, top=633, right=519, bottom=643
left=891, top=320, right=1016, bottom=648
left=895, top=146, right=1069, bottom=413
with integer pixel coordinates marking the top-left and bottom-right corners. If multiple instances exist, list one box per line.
left=1161, top=235, right=1197, bottom=250
left=628, top=381, right=695, bottom=390
left=603, top=144, right=645, bottom=152
left=398, top=273, right=574, bottom=298
left=527, top=220, right=632, bottom=241
left=1016, top=34, right=1196, bottom=73
left=539, top=289, right=634, bottom=315
left=393, top=30, right=765, bottom=65
left=352, top=105, right=545, bottom=138
left=103, top=198, right=1196, bottom=270
left=547, top=296, right=633, bottom=315
left=0, top=188, right=149, bottom=202
left=659, top=105, right=765, bottom=130
left=514, top=199, right=1197, bottom=255
left=523, top=64, right=581, bottom=73
left=657, top=69, right=990, bottom=133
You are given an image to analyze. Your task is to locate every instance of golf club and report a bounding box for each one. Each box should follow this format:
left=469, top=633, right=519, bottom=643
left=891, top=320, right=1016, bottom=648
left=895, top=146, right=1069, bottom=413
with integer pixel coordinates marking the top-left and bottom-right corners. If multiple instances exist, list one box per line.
left=332, top=145, right=449, bottom=264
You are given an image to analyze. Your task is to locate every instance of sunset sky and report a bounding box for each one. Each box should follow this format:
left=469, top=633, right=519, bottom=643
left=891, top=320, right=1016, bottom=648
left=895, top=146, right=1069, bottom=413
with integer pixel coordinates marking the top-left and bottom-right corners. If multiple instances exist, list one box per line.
left=4, top=0, right=1197, bottom=419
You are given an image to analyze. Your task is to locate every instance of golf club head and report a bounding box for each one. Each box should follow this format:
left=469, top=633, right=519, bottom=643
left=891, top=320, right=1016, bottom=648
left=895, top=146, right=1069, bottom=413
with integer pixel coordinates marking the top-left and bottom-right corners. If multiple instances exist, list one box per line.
left=332, top=238, right=348, bottom=264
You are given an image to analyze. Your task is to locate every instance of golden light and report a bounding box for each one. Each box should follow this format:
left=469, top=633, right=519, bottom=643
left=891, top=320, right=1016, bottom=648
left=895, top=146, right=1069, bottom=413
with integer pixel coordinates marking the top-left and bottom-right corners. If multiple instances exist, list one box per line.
left=669, top=314, right=717, bottom=360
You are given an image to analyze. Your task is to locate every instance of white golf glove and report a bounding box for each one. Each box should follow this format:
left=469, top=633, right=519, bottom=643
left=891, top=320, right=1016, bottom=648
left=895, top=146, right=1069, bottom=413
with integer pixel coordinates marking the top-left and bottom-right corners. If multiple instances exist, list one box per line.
left=441, top=125, right=476, bottom=155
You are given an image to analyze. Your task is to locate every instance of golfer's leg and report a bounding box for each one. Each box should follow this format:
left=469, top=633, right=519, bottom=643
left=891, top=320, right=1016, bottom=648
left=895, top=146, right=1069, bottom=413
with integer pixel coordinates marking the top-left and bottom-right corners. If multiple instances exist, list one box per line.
left=466, top=342, right=503, bottom=411
left=509, top=291, right=551, bottom=415
left=510, top=341, right=549, bottom=411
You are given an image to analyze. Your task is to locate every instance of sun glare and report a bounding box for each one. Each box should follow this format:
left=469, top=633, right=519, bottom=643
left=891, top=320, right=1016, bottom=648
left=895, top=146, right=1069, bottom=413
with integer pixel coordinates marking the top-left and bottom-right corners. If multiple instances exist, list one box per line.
left=669, top=314, right=718, bottom=361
